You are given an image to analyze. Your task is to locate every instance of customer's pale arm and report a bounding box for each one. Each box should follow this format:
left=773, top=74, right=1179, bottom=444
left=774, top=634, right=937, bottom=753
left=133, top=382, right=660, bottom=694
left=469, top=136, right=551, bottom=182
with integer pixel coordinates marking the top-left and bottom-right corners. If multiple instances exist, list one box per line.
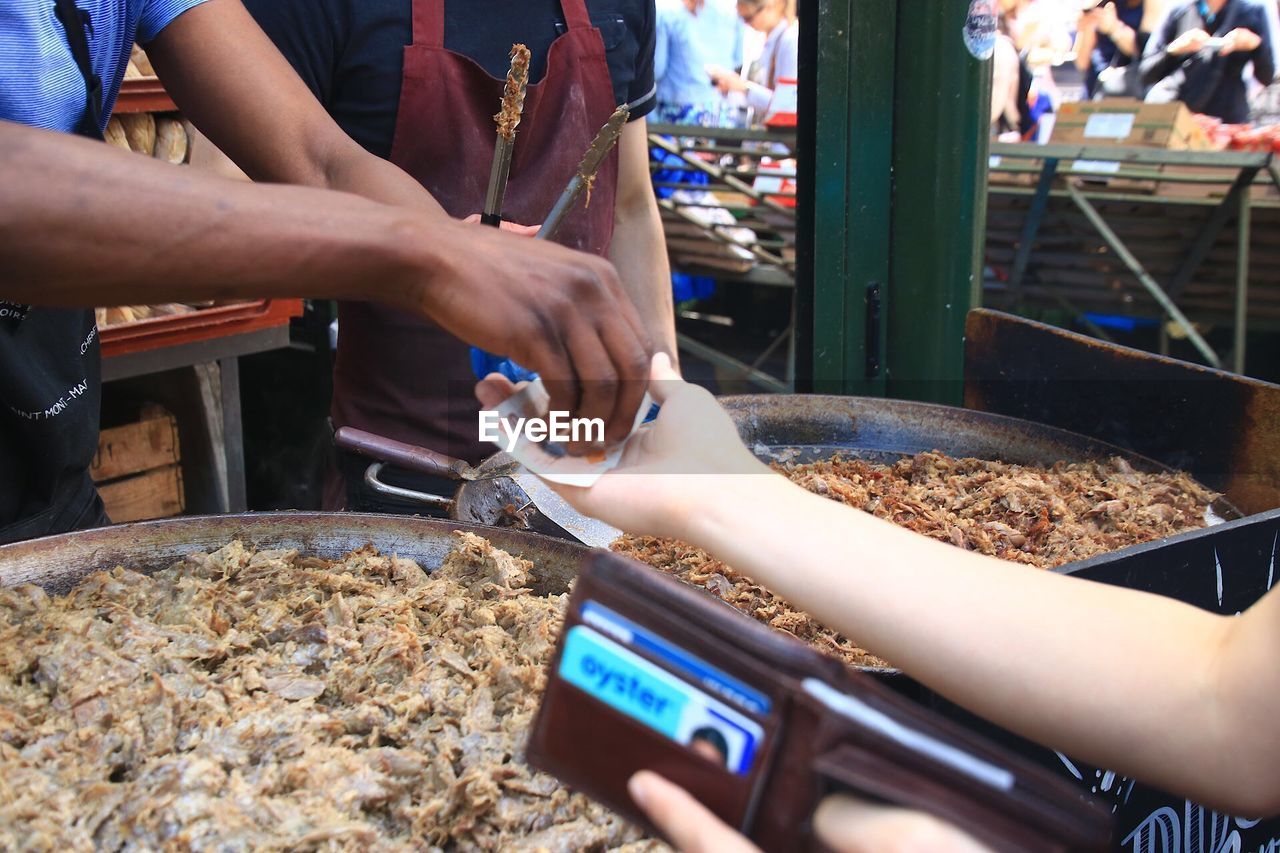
left=538, top=358, right=1280, bottom=817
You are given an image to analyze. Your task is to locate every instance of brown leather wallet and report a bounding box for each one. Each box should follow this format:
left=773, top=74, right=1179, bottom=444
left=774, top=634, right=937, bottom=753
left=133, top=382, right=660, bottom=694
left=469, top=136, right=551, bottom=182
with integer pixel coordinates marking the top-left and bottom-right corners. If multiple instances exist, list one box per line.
left=526, top=552, right=1113, bottom=852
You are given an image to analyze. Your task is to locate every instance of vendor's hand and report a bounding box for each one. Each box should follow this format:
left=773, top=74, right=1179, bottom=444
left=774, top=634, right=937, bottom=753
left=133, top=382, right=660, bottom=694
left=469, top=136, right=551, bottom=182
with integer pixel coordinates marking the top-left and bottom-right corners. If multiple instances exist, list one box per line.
left=418, top=220, right=652, bottom=443
left=462, top=213, right=541, bottom=237
left=1219, top=27, right=1262, bottom=55
left=1167, top=28, right=1211, bottom=55
left=476, top=352, right=769, bottom=541
left=628, top=771, right=993, bottom=853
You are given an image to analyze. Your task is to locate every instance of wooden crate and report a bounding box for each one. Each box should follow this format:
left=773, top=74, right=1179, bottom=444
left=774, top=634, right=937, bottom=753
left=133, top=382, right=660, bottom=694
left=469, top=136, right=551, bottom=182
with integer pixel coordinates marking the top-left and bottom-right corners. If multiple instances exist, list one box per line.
left=92, top=405, right=185, bottom=523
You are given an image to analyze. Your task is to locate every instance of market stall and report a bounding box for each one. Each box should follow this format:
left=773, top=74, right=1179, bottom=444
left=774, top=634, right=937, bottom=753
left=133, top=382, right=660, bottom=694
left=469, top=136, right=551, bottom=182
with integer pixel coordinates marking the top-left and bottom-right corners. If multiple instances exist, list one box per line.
left=5, top=0, right=1280, bottom=849
left=985, top=99, right=1280, bottom=374
left=649, top=122, right=798, bottom=392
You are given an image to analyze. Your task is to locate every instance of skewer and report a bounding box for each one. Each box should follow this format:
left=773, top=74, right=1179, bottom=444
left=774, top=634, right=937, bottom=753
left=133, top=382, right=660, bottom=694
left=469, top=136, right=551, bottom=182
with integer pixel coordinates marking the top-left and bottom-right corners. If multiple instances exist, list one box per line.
left=482, top=44, right=532, bottom=228
left=538, top=105, right=630, bottom=243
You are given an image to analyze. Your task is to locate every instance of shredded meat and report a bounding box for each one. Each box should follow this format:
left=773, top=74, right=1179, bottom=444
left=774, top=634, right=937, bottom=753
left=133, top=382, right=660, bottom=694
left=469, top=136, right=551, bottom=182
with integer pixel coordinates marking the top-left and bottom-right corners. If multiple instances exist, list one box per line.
left=781, top=452, right=1216, bottom=565
left=494, top=45, right=531, bottom=141
left=614, top=451, right=1218, bottom=671
left=0, top=533, right=662, bottom=852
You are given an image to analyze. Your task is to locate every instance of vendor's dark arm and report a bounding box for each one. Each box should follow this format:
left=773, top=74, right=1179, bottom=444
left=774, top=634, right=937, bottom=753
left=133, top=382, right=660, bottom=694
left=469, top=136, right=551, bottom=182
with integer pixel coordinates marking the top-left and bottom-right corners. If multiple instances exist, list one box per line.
left=0, top=122, right=651, bottom=438
left=146, top=0, right=441, bottom=214
left=0, top=120, right=435, bottom=308
left=142, top=0, right=651, bottom=435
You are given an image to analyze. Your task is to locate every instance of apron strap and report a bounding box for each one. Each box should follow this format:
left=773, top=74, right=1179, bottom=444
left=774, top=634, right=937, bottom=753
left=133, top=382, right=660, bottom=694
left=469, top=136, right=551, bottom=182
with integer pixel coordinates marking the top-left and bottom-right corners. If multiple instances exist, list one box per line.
left=52, top=0, right=105, bottom=138
left=411, top=0, right=445, bottom=47
left=412, top=0, right=594, bottom=47
left=559, top=0, right=593, bottom=31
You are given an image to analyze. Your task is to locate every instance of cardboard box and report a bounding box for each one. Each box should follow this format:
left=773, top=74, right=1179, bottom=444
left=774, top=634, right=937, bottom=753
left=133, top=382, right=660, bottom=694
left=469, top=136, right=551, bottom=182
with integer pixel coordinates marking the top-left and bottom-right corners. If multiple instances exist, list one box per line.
left=1051, top=100, right=1214, bottom=194
left=1051, top=99, right=1211, bottom=151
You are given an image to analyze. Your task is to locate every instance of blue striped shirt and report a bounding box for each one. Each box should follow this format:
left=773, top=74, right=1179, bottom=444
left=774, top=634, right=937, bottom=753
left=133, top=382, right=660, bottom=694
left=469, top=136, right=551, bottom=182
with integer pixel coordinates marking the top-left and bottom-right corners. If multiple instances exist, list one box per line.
left=0, top=0, right=209, bottom=135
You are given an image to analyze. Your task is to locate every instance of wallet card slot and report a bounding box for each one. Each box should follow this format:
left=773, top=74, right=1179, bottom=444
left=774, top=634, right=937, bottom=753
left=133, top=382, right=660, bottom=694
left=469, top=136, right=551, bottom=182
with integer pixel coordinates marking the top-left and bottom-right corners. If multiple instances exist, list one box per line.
left=569, top=586, right=798, bottom=719
left=798, top=689, right=1112, bottom=851
left=802, top=679, right=1113, bottom=845
left=812, top=743, right=1066, bottom=853
left=578, top=599, right=774, bottom=717
left=531, top=672, right=760, bottom=832
left=803, top=678, right=1015, bottom=792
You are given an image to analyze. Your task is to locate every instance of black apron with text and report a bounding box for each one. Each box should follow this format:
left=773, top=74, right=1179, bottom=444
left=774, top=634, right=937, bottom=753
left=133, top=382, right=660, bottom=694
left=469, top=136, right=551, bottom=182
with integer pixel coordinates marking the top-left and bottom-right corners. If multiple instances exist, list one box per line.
left=0, top=0, right=110, bottom=545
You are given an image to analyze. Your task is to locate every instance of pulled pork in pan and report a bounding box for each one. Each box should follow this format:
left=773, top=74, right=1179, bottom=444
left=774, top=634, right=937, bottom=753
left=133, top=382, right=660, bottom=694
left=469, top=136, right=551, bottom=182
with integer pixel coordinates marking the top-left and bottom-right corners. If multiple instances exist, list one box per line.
left=614, top=451, right=1218, bottom=670
left=0, top=533, right=659, bottom=852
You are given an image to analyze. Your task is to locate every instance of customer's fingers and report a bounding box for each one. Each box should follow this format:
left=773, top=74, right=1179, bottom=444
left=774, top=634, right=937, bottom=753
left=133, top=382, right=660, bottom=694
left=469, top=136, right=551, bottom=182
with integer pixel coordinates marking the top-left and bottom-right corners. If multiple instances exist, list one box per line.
left=814, top=795, right=994, bottom=853
left=628, top=771, right=760, bottom=853
left=474, top=374, right=519, bottom=410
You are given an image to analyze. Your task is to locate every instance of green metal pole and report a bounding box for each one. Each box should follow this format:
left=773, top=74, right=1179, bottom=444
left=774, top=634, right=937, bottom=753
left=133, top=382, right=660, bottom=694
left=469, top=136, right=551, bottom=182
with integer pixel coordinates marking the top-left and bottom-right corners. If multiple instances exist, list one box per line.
left=884, top=0, right=992, bottom=405
left=795, top=0, right=896, bottom=396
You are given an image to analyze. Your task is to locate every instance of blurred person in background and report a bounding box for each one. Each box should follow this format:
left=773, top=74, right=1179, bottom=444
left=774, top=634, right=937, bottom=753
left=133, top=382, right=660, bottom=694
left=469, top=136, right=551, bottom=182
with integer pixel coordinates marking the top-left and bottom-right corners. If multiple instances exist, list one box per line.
left=706, top=0, right=797, bottom=122
left=992, top=32, right=1026, bottom=139
left=1142, top=0, right=1277, bottom=122
left=1000, top=0, right=1074, bottom=55
left=1074, top=0, right=1167, bottom=98
left=1000, top=0, right=1073, bottom=105
left=655, top=0, right=720, bottom=123
left=998, top=1, right=1058, bottom=139
left=685, top=0, right=745, bottom=77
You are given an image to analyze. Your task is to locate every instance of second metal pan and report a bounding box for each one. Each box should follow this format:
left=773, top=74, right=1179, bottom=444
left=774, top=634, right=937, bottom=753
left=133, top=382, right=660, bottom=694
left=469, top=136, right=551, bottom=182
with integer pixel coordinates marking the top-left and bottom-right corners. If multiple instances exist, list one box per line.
left=349, top=395, right=1240, bottom=538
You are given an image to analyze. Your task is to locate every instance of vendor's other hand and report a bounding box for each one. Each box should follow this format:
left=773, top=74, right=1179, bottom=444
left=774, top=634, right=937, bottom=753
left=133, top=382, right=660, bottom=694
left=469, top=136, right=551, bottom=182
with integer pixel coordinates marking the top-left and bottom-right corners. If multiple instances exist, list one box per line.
left=480, top=353, right=771, bottom=542
left=1167, top=28, right=1211, bottom=55
left=1219, top=27, right=1262, bottom=55
left=462, top=213, right=540, bottom=237
left=628, top=771, right=993, bottom=853
left=419, top=221, right=652, bottom=444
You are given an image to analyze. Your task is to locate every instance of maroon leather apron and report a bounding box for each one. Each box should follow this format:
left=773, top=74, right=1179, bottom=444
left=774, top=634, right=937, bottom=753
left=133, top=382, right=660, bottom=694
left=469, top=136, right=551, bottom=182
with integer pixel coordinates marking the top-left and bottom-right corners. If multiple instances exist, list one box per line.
left=327, top=0, right=620, bottom=509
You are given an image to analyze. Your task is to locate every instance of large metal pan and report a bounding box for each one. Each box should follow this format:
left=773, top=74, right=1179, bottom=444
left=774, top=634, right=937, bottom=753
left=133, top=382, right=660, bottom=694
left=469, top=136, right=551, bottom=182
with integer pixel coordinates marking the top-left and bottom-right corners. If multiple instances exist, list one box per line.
left=343, top=395, right=1240, bottom=537
left=0, top=513, right=591, bottom=598
left=722, top=394, right=1204, bottom=468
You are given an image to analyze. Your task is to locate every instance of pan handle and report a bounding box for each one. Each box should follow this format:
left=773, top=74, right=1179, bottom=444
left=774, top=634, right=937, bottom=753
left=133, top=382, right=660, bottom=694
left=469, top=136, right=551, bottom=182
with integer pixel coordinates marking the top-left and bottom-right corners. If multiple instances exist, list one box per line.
left=364, top=463, right=455, bottom=511
left=335, top=426, right=474, bottom=480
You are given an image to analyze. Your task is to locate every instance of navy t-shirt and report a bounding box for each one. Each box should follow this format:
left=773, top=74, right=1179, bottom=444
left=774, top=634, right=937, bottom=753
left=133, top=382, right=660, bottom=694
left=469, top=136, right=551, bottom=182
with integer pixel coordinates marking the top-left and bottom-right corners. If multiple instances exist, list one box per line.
left=243, top=0, right=657, bottom=161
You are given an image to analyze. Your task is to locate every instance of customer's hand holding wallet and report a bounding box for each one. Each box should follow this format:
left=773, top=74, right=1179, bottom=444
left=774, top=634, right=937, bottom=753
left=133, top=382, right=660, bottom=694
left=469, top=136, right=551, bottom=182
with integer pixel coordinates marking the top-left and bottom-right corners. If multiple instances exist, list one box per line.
left=527, top=552, right=1114, bottom=852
